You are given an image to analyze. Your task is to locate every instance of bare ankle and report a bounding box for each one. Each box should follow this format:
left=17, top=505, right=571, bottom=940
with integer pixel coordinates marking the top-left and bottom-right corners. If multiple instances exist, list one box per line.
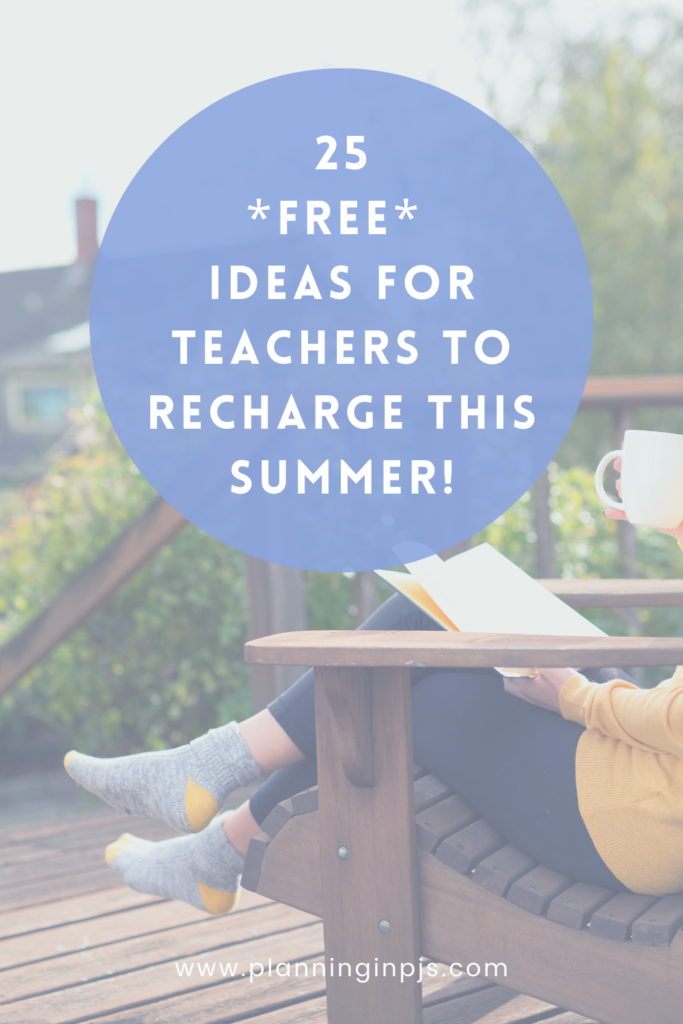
left=223, top=800, right=261, bottom=857
left=237, top=709, right=305, bottom=774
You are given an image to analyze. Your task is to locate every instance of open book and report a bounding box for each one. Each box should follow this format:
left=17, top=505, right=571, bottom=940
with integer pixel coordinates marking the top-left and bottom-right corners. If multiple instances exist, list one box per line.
left=375, top=543, right=606, bottom=677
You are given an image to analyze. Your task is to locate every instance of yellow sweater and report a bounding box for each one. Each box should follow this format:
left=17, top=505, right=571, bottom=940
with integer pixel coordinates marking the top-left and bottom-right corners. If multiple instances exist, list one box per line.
left=560, top=666, right=683, bottom=895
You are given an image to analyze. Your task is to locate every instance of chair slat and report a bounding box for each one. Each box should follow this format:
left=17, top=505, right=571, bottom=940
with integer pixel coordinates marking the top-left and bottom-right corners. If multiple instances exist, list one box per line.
left=435, top=819, right=505, bottom=874
left=414, top=774, right=452, bottom=813
left=539, top=1014, right=600, bottom=1024
left=547, top=883, right=615, bottom=929
left=242, top=833, right=271, bottom=893
left=631, top=893, right=683, bottom=946
left=261, top=798, right=295, bottom=839
left=472, top=843, right=537, bottom=897
left=416, top=794, right=478, bottom=853
left=589, top=893, right=658, bottom=942
left=282, top=772, right=450, bottom=822
left=290, top=786, right=319, bottom=815
left=507, top=865, right=573, bottom=916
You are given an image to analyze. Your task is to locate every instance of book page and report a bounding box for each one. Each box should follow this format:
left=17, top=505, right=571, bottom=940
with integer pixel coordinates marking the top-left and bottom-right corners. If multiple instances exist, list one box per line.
left=374, top=570, right=458, bottom=631
left=403, top=543, right=606, bottom=638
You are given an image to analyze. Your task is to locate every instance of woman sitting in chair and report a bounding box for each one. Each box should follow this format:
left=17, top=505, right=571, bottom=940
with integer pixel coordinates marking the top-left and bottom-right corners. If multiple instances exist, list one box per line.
left=64, top=494, right=683, bottom=916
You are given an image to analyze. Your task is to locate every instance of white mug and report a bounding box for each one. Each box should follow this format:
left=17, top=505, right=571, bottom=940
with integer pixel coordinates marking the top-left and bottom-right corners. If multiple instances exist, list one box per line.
left=595, top=429, right=683, bottom=528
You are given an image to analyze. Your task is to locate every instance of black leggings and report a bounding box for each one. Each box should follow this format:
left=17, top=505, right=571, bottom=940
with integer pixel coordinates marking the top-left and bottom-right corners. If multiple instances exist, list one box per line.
left=249, top=593, right=637, bottom=891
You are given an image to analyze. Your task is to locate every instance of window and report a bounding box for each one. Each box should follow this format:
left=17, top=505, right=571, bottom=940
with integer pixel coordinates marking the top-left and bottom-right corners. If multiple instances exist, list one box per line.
left=23, top=386, right=70, bottom=421
left=6, top=374, right=77, bottom=434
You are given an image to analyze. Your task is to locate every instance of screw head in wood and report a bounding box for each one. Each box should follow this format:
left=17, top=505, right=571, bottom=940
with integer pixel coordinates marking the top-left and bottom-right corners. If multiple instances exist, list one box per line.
left=337, top=846, right=349, bottom=860
left=378, top=919, right=391, bottom=933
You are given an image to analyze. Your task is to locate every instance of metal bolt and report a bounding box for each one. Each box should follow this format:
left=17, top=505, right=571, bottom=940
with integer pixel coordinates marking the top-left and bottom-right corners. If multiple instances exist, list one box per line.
left=378, top=919, right=391, bottom=933
left=337, top=846, right=349, bottom=860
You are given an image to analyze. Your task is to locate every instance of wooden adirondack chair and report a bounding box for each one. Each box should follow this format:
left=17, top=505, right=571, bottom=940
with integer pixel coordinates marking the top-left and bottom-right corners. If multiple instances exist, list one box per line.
left=242, top=579, right=683, bottom=1024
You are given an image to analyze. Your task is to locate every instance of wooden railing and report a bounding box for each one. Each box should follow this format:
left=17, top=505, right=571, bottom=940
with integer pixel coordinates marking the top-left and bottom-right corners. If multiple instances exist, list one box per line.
left=0, top=500, right=186, bottom=697
left=579, top=375, right=683, bottom=410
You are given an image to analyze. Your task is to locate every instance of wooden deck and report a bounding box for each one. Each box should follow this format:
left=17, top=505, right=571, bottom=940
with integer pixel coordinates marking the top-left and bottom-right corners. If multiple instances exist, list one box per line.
left=0, top=807, right=598, bottom=1024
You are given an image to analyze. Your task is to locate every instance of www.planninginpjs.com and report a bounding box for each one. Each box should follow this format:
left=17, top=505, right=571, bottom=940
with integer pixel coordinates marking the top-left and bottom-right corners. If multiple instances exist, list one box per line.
left=174, top=959, right=508, bottom=983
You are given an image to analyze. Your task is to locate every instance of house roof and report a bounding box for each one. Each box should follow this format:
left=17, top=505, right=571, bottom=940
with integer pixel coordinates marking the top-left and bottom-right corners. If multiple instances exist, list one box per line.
left=0, top=260, right=94, bottom=355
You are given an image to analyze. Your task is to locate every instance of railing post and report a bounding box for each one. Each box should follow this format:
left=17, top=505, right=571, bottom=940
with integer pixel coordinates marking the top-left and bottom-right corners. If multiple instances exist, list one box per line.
left=245, top=557, right=308, bottom=711
left=613, top=408, right=639, bottom=580
left=612, top=408, right=642, bottom=662
left=533, top=466, right=556, bottom=578
left=353, top=571, right=380, bottom=627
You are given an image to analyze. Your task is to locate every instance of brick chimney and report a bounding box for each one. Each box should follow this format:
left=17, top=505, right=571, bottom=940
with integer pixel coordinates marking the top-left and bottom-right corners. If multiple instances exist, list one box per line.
left=75, top=197, right=98, bottom=262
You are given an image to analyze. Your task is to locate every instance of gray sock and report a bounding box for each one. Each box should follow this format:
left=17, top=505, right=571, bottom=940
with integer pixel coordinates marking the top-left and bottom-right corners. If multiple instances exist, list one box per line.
left=106, top=811, right=245, bottom=914
left=64, top=722, right=262, bottom=833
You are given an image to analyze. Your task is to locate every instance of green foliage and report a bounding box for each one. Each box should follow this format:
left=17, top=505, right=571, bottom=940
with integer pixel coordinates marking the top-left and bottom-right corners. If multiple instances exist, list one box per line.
left=0, top=402, right=153, bottom=640
left=0, top=400, right=250, bottom=756
left=542, top=33, right=683, bottom=378
left=537, top=23, right=683, bottom=468
left=304, top=570, right=395, bottom=630
left=304, top=570, right=355, bottom=630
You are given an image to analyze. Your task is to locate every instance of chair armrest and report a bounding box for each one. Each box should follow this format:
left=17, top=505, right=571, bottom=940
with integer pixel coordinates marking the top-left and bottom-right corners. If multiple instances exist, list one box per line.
left=245, top=630, right=683, bottom=669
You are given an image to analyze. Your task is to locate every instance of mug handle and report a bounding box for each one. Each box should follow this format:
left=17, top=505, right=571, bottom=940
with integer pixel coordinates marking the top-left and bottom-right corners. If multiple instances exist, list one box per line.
left=595, top=450, right=626, bottom=510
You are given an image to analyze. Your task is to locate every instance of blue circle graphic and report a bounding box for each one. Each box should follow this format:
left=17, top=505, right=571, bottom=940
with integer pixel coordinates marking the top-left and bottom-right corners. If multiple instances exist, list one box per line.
left=90, top=69, right=592, bottom=571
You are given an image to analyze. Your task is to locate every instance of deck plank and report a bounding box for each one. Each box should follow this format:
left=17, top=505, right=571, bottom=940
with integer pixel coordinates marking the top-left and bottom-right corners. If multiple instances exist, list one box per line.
left=424, top=989, right=546, bottom=1024
left=205, top=989, right=573, bottom=1024
left=232, top=996, right=328, bottom=1024
left=71, top=961, right=498, bottom=1024
left=0, top=864, right=125, bottom=912
left=0, top=887, right=161, bottom=940
left=9, top=924, right=325, bottom=1023
left=0, top=901, right=319, bottom=1002
left=0, top=888, right=271, bottom=970
left=38, top=820, right=176, bottom=853
left=0, top=825, right=175, bottom=890
left=0, top=810, right=144, bottom=846
left=0, top=843, right=59, bottom=869
left=0, top=846, right=114, bottom=890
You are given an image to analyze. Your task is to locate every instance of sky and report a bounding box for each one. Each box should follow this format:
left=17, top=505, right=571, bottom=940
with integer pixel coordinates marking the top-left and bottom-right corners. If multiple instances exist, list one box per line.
left=2, top=0, right=682, bottom=273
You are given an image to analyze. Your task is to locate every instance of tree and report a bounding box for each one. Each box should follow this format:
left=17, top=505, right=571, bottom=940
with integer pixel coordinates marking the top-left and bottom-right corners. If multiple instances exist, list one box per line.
left=464, top=3, right=683, bottom=467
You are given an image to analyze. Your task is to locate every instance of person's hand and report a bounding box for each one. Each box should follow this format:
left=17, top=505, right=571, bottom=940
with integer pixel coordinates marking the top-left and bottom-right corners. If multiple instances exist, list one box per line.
left=502, top=667, right=578, bottom=714
left=603, top=457, right=683, bottom=544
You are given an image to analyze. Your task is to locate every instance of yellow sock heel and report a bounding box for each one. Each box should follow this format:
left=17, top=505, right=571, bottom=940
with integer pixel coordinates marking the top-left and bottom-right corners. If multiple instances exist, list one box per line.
left=185, top=777, right=221, bottom=832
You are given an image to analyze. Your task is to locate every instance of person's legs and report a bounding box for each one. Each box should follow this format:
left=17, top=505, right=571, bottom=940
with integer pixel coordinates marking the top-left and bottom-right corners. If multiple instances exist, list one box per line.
left=245, top=601, right=639, bottom=834
left=65, top=593, right=431, bottom=834
left=248, top=758, right=318, bottom=830
left=223, top=757, right=319, bottom=856
left=237, top=708, right=306, bottom=773
left=238, top=594, right=439, bottom=829
left=105, top=811, right=246, bottom=915
left=65, top=719, right=269, bottom=835
left=229, top=663, right=641, bottom=857
left=410, top=668, right=630, bottom=889
left=100, top=720, right=313, bottom=912
left=109, top=662, right=634, bottom=911
left=265, top=592, right=441, bottom=758
left=76, top=581, right=639, bottom=908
